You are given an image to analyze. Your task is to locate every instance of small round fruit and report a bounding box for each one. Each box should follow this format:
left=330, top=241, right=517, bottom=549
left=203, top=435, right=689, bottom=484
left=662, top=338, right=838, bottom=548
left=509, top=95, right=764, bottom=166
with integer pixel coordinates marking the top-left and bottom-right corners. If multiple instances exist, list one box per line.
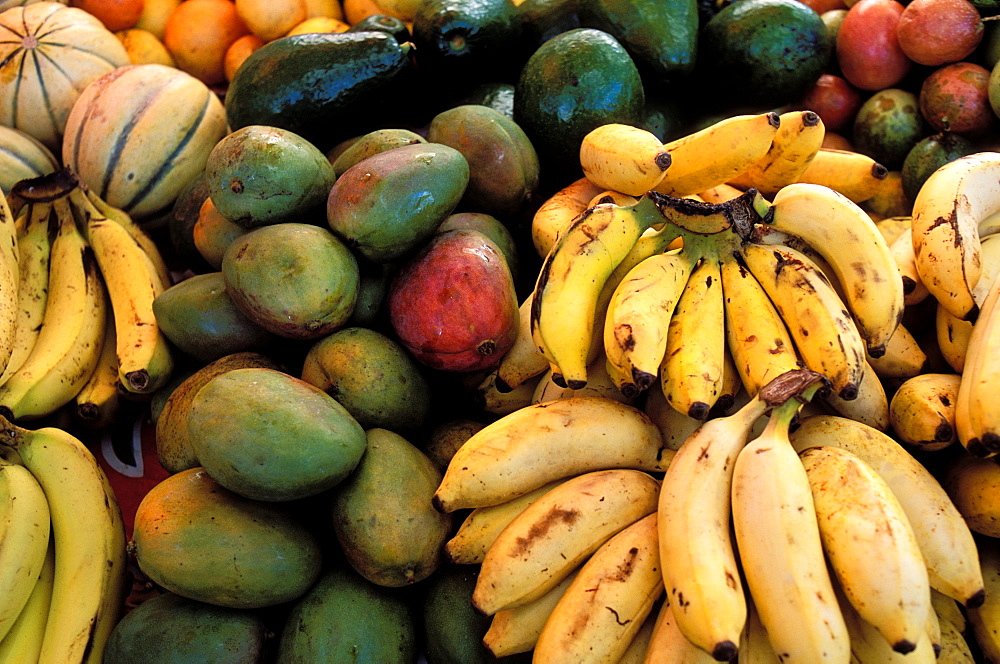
left=851, top=88, right=927, bottom=170
left=70, top=0, right=145, bottom=31
left=988, top=58, right=1000, bottom=119
left=163, top=0, right=252, bottom=85
left=920, top=62, right=996, bottom=135
left=836, top=0, right=910, bottom=91
left=896, top=0, right=983, bottom=67
left=796, top=73, right=863, bottom=132
left=901, top=132, right=975, bottom=202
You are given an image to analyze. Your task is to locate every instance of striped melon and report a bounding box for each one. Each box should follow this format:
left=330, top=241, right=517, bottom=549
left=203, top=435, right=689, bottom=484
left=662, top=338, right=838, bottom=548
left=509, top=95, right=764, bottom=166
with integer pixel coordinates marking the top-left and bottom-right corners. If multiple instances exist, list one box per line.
left=0, top=1, right=129, bottom=151
left=0, top=124, right=59, bottom=195
left=62, top=63, right=229, bottom=221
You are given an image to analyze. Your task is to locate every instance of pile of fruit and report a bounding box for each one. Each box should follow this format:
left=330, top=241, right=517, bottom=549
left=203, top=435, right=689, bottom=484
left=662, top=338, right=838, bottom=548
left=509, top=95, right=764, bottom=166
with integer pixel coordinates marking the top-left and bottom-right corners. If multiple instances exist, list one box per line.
left=4, top=0, right=1000, bottom=661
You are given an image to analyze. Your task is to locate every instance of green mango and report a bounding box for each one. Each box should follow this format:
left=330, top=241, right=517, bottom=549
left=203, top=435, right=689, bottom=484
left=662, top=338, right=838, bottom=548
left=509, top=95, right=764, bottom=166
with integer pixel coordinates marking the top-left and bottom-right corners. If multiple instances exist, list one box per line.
left=331, top=428, right=452, bottom=587
left=276, top=566, right=417, bottom=663
left=330, top=127, right=427, bottom=177
left=422, top=564, right=497, bottom=664
left=187, top=367, right=367, bottom=502
left=326, top=142, right=469, bottom=263
left=132, top=468, right=323, bottom=609
left=103, top=591, right=267, bottom=664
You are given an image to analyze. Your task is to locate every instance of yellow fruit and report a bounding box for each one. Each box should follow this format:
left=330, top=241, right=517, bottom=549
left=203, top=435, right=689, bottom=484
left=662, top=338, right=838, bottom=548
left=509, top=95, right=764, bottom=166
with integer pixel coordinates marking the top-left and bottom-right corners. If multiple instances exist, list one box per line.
left=235, top=0, right=308, bottom=41
left=116, top=27, right=176, bottom=67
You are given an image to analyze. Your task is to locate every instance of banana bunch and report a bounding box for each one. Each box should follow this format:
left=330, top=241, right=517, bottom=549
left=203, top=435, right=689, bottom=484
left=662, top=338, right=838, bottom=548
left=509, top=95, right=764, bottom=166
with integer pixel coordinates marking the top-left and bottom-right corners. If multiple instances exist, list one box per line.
left=0, top=167, right=173, bottom=422
left=0, top=416, right=128, bottom=663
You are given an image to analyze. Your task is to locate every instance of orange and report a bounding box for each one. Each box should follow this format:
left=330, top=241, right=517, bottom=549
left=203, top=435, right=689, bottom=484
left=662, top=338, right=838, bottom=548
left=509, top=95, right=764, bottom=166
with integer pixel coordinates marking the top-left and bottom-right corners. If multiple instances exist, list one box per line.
left=234, top=0, right=307, bottom=42
left=69, top=0, right=145, bottom=32
left=163, top=0, right=251, bottom=86
left=223, top=33, right=264, bottom=83
left=304, top=0, right=344, bottom=20
left=134, top=0, right=181, bottom=38
left=343, top=0, right=382, bottom=24
left=284, top=16, right=350, bottom=36
left=116, top=27, right=176, bottom=67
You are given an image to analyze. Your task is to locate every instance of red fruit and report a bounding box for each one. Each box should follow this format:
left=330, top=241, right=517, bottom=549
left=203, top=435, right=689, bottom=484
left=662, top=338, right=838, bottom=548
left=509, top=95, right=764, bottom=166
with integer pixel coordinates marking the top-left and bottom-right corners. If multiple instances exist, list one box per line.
left=896, top=0, right=983, bottom=66
left=796, top=73, right=864, bottom=132
left=836, top=0, right=911, bottom=91
left=388, top=229, right=518, bottom=373
left=920, top=62, right=996, bottom=135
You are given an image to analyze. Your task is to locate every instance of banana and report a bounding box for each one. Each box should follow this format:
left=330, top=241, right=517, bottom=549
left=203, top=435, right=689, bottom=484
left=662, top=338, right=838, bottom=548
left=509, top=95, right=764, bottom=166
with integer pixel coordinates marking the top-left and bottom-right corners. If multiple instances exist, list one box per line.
left=888, top=372, right=962, bottom=452
left=720, top=251, right=803, bottom=397
left=1, top=200, right=54, bottom=385
left=532, top=512, right=663, bottom=664
left=660, top=253, right=727, bottom=420
left=875, top=215, right=913, bottom=246
left=932, top=587, right=967, bottom=634
left=696, top=182, right=745, bottom=205
left=652, top=112, right=781, bottom=198
left=800, top=444, right=931, bottom=653
left=657, top=370, right=823, bottom=662
left=739, top=241, right=866, bottom=400
left=942, top=451, right=1000, bottom=539
left=733, top=393, right=850, bottom=664
left=728, top=110, right=826, bottom=196
left=789, top=414, right=985, bottom=608
left=444, top=479, right=565, bottom=565
left=432, top=395, right=669, bottom=512
left=530, top=197, right=667, bottom=389
left=531, top=176, right=605, bottom=258
left=73, top=309, right=120, bottom=430
left=532, top=352, right=635, bottom=406
left=0, top=419, right=129, bottom=664
left=867, top=321, right=928, bottom=379
left=0, top=454, right=51, bottom=643
left=0, top=537, right=54, bottom=664
left=759, top=182, right=904, bottom=357
left=643, top=379, right=705, bottom=451
left=737, top=597, right=781, bottom=664
left=472, top=468, right=660, bottom=615
left=618, top=604, right=657, bottom=664
left=580, top=123, right=672, bottom=196
left=476, top=369, right=540, bottom=416
left=604, top=248, right=694, bottom=394
left=74, top=191, right=174, bottom=395
left=0, top=192, right=19, bottom=376
left=835, top=581, right=938, bottom=664
left=643, top=598, right=720, bottom=664
left=936, top=608, right=976, bottom=664
left=955, top=270, right=1000, bottom=458
left=0, top=197, right=108, bottom=421
left=588, top=189, right=640, bottom=208
left=483, top=569, right=579, bottom=658
left=493, top=293, right=550, bottom=393
left=820, top=359, right=890, bottom=432
left=792, top=147, right=890, bottom=203
left=888, top=224, right=931, bottom=307
left=911, top=152, right=1000, bottom=322
left=968, top=535, right=1000, bottom=663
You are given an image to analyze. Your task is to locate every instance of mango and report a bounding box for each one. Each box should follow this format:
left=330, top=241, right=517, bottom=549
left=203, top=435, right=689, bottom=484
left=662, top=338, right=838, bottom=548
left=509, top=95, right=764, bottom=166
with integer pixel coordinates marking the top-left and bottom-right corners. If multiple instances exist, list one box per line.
left=221, top=222, right=359, bottom=340
left=422, top=564, right=497, bottom=664
left=326, top=142, right=469, bottom=263
left=276, top=566, right=417, bottom=663
left=103, top=591, right=267, bottom=663
left=331, top=428, right=452, bottom=587
left=388, top=228, right=518, bottom=372
left=132, top=468, right=323, bottom=609
left=330, top=127, right=427, bottom=177
left=187, top=367, right=367, bottom=502
left=436, top=211, right=519, bottom=281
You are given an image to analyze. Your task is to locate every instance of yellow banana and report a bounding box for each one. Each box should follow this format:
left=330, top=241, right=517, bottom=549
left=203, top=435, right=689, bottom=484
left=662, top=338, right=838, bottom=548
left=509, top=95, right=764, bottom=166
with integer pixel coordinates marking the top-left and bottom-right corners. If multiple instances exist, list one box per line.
left=531, top=352, right=636, bottom=406
left=955, top=270, right=1000, bottom=458
left=0, top=419, right=129, bottom=664
left=732, top=395, right=850, bottom=664
left=739, top=240, right=866, bottom=400
left=867, top=321, right=927, bottom=380
left=820, top=359, right=891, bottom=432
left=760, top=182, right=904, bottom=357
left=889, top=224, right=931, bottom=306
left=472, top=468, right=660, bottom=615
left=728, top=109, right=826, bottom=196
left=76, top=192, right=174, bottom=395
left=875, top=214, right=913, bottom=246
left=604, top=248, right=694, bottom=394
left=888, top=372, right=962, bottom=452
left=0, top=537, right=54, bottom=664
left=580, top=123, right=672, bottom=196
left=444, top=479, right=565, bottom=565
left=911, top=152, right=1000, bottom=321
left=789, top=414, right=985, bottom=608
left=696, top=182, right=745, bottom=204
left=530, top=198, right=666, bottom=389
left=73, top=309, right=120, bottom=430
left=1, top=200, right=54, bottom=385
left=660, top=254, right=727, bottom=420
left=0, top=197, right=107, bottom=421
left=482, top=569, right=579, bottom=658
left=720, top=252, right=802, bottom=397
left=836, top=581, right=938, bottom=664
left=932, top=587, right=967, bottom=634
left=0, top=455, right=50, bottom=643
left=476, top=369, right=540, bottom=416
left=644, top=598, right=720, bottom=664
left=736, top=597, right=781, bottom=664
left=792, top=147, right=890, bottom=203
left=936, top=607, right=976, bottom=664
left=531, top=176, right=605, bottom=259
left=942, top=451, right=1000, bottom=539
left=493, top=293, right=550, bottom=393
left=532, top=512, right=663, bottom=664
left=968, top=535, right=1000, bottom=663
left=652, top=112, right=781, bottom=197
left=432, top=395, right=669, bottom=512
left=618, top=605, right=657, bottom=664
left=800, top=444, right=931, bottom=653
left=0, top=191, right=19, bottom=376
left=643, top=380, right=705, bottom=451
left=587, top=189, right=640, bottom=208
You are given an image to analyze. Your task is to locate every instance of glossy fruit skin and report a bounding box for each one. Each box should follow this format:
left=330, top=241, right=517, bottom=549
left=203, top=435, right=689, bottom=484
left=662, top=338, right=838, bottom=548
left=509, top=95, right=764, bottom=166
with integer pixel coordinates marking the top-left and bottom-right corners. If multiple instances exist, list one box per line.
left=796, top=72, right=863, bottom=132
left=920, top=62, right=997, bottom=136
left=836, top=0, right=910, bottom=91
left=896, top=0, right=983, bottom=67
left=851, top=87, right=928, bottom=170
left=901, top=132, right=975, bottom=202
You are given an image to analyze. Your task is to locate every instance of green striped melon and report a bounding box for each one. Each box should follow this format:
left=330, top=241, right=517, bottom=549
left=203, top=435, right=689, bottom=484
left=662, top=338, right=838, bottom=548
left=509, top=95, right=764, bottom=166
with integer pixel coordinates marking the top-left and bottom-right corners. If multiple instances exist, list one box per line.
left=0, top=1, right=129, bottom=151
left=0, top=125, right=59, bottom=195
left=62, top=63, right=229, bottom=221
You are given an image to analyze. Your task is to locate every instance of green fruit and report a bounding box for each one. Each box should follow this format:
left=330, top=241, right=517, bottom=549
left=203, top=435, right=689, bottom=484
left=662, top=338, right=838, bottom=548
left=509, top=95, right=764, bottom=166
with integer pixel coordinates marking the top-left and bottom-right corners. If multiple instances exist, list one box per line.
left=326, top=142, right=470, bottom=263
left=421, top=418, right=485, bottom=472
left=152, top=272, right=276, bottom=363
left=422, top=565, right=496, bottom=664
left=411, top=0, right=523, bottom=80
left=205, top=125, right=336, bottom=229
left=187, top=367, right=367, bottom=501
left=276, top=566, right=418, bottom=663
left=458, top=81, right=516, bottom=120
left=852, top=88, right=928, bottom=171
left=330, top=127, right=427, bottom=177
left=132, top=468, right=323, bottom=609
left=346, top=260, right=394, bottom=328
left=331, top=428, right=452, bottom=587
left=221, top=223, right=360, bottom=340
left=901, top=132, right=976, bottom=203
left=436, top=212, right=519, bottom=280
left=513, top=27, right=645, bottom=182
left=103, top=592, right=267, bottom=664
left=699, top=0, right=831, bottom=108
left=300, top=326, right=432, bottom=431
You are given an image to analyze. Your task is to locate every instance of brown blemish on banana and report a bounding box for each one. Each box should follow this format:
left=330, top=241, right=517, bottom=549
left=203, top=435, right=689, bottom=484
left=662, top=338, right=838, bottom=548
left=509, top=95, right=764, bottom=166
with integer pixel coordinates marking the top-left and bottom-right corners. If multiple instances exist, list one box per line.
left=510, top=507, right=581, bottom=557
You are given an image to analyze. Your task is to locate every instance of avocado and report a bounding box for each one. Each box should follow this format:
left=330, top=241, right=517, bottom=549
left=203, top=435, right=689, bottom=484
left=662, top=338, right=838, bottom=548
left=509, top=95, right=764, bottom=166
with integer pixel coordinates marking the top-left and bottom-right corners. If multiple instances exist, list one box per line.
left=412, top=0, right=523, bottom=81
left=347, top=14, right=412, bottom=43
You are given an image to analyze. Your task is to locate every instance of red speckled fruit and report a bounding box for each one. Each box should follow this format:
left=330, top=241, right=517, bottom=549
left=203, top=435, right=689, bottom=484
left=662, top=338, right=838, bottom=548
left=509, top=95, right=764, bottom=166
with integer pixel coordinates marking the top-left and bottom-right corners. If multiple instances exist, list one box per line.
left=796, top=73, right=864, bottom=132
left=836, top=0, right=911, bottom=91
left=920, top=62, right=997, bottom=135
left=388, top=228, right=518, bottom=373
left=896, top=0, right=983, bottom=67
